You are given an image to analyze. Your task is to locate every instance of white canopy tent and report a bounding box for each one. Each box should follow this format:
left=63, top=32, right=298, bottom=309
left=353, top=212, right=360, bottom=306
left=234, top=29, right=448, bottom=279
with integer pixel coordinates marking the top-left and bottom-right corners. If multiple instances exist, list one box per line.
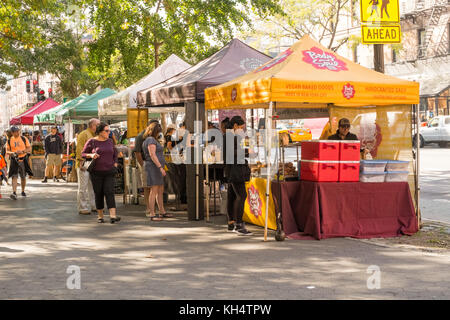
left=98, top=54, right=191, bottom=122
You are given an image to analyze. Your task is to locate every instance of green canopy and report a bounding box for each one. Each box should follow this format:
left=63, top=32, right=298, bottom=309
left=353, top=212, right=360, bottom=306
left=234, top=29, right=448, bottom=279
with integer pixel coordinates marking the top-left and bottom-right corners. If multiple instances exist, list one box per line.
left=33, top=94, right=88, bottom=124
left=57, top=88, right=116, bottom=121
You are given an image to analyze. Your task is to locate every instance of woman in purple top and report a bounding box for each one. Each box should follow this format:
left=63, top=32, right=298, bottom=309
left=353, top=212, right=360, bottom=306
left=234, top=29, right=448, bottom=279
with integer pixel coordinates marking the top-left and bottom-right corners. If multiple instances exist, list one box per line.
left=82, top=122, right=120, bottom=224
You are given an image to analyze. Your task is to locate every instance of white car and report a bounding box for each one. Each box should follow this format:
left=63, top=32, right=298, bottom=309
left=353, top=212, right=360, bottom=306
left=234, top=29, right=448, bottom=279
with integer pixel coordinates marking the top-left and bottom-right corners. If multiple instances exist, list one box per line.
left=415, top=116, right=450, bottom=148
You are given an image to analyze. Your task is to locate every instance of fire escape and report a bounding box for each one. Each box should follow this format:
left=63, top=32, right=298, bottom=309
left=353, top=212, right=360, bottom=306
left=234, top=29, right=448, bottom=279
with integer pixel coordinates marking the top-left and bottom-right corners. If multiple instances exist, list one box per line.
left=414, top=0, right=449, bottom=59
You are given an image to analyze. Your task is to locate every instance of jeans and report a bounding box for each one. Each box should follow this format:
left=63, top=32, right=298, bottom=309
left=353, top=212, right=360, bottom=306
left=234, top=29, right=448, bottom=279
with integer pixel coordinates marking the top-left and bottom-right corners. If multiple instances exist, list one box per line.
left=226, top=182, right=247, bottom=224
left=90, top=169, right=116, bottom=210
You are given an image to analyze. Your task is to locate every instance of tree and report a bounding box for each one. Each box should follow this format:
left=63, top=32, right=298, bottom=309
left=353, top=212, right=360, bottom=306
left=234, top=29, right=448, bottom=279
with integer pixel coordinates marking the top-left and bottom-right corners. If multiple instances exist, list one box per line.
left=0, top=0, right=64, bottom=87
left=241, top=0, right=356, bottom=53
left=83, top=0, right=282, bottom=89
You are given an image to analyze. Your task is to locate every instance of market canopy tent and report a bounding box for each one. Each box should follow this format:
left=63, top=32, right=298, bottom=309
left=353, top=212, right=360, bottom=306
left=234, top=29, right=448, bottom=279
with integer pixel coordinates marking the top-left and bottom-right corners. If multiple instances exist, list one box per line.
left=204, top=35, right=421, bottom=241
left=137, top=38, right=272, bottom=107
left=57, top=88, right=116, bottom=121
left=98, top=54, right=191, bottom=121
left=33, top=94, right=88, bottom=124
left=136, top=38, right=272, bottom=222
left=205, top=34, right=420, bottom=110
left=10, top=98, right=60, bottom=125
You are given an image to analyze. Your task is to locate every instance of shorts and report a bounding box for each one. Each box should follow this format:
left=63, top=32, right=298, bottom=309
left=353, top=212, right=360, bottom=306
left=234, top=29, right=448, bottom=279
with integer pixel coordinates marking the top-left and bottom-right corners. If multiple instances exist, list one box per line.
left=11, top=160, right=26, bottom=179
left=138, top=162, right=148, bottom=188
left=46, top=154, right=62, bottom=166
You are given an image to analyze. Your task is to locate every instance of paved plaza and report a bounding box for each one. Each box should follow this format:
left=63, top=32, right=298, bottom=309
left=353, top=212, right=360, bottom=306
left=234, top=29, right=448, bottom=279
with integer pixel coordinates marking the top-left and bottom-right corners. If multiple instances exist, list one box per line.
left=0, top=177, right=449, bottom=300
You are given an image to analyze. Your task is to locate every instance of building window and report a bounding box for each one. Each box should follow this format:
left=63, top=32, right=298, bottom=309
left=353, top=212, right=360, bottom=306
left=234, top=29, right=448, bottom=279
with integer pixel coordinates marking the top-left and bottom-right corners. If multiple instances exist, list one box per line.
left=448, top=23, right=450, bottom=54
left=418, top=28, right=426, bottom=58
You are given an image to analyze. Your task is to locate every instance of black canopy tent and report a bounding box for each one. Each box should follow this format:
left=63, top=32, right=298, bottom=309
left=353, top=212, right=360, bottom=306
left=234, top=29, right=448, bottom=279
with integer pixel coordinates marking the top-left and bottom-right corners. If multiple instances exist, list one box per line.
left=136, top=39, right=272, bottom=220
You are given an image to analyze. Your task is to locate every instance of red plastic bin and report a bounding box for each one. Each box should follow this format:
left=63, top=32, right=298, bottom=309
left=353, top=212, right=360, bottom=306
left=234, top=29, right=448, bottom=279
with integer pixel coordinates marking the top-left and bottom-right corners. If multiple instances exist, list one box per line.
left=301, top=140, right=340, bottom=161
left=338, top=161, right=360, bottom=182
left=339, top=141, right=360, bottom=161
left=300, top=160, right=339, bottom=182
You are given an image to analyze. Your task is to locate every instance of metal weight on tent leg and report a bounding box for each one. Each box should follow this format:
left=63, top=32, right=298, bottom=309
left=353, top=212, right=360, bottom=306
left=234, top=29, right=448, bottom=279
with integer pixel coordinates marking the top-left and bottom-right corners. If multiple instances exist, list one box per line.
left=275, top=212, right=286, bottom=241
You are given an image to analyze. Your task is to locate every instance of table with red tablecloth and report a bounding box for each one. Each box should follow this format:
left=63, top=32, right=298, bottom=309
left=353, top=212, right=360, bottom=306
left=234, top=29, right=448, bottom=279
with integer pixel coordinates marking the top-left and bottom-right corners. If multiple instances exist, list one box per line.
left=271, top=180, right=418, bottom=240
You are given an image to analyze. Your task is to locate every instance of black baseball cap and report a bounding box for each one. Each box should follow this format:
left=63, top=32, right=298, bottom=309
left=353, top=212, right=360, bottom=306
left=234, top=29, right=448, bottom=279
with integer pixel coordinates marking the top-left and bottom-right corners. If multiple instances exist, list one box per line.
left=338, top=118, right=351, bottom=127
left=10, top=126, right=19, bottom=132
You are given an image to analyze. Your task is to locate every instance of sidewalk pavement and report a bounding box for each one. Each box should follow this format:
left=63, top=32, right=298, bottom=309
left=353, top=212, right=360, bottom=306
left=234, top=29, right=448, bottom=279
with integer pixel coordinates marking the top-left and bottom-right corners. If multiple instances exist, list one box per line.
left=0, top=180, right=449, bottom=299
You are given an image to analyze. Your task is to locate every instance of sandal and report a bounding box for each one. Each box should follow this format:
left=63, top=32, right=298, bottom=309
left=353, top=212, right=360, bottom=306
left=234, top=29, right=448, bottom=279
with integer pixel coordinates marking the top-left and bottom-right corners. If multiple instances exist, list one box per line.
left=161, top=212, right=173, bottom=218
left=97, top=218, right=105, bottom=223
left=150, top=213, right=163, bottom=221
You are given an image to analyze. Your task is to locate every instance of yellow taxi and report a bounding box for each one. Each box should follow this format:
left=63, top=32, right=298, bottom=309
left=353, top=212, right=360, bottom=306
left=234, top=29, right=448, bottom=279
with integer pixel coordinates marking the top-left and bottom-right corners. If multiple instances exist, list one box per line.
left=277, top=124, right=312, bottom=143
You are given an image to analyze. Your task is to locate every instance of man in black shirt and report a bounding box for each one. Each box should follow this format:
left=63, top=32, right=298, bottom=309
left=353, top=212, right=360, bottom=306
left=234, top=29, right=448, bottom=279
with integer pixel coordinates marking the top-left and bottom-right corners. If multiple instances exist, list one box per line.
left=328, top=118, right=370, bottom=155
left=42, top=126, right=63, bottom=183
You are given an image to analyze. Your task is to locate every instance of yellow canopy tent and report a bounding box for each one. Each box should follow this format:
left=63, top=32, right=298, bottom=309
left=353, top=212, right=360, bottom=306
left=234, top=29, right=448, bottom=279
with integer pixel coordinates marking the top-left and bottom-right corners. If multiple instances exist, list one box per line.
left=204, top=35, right=421, bottom=241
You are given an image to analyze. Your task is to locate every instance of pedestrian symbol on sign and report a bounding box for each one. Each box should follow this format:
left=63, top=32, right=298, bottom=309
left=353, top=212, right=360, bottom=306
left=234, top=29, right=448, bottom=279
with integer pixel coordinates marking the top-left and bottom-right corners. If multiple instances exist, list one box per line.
left=360, top=0, right=399, bottom=23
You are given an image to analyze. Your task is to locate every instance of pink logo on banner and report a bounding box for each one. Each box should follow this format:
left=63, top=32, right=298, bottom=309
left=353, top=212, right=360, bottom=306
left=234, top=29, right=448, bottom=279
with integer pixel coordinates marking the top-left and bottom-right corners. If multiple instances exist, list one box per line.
left=302, top=47, right=348, bottom=72
left=342, top=83, right=355, bottom=99
left=256, top=48, right=294, bottom=72
left=247, top=185, right=262, bottom=218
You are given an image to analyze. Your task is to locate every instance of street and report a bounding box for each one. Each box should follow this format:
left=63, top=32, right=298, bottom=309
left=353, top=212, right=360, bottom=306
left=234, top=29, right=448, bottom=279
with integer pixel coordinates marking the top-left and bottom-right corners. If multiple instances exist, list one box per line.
left=0, top=176, right=449, bottom=300
left=420, top=146, right=450, bottom=224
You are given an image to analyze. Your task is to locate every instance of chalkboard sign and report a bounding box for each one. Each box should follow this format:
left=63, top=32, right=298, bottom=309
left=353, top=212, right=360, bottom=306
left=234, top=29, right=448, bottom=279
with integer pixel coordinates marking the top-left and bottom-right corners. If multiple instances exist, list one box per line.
left=30, top=156, right=46, bottom=178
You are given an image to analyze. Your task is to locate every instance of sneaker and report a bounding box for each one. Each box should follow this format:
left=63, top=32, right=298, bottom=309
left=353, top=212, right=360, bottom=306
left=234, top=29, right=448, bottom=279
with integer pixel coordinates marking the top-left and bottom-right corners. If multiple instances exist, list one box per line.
left=53, top=177, right=59, bottom=182
left=10, top=193, right=17, bottom=200
left=227, top=222, right=236, bottom=232
left=21, top=192, right=26, bottom=197
left=234, top=223, right=253, bottom=236
left=41, top=177, right=48, bottom=183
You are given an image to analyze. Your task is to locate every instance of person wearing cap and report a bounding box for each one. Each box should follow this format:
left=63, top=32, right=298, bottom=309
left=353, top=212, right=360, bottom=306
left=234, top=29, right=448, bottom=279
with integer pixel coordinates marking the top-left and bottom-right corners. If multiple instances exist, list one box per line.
left=328, top=118, right=370, bottom=156
left=42, top=126, right=63, bottom=183
left=328, top=118, right=358, bottom=140
left=6, top=126, right=32, bottom=200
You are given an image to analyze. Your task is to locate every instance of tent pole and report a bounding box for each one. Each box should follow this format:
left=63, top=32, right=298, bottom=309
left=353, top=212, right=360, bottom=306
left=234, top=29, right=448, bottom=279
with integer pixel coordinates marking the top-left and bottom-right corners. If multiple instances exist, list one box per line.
left=264, top=102, right=273, bottom=242
left=205, top=108, right=210, bottom=222
left=66, top=119, right=71, bottom=183
left=196, top=102, right=199, bottom=220
left=415, top=104, right=421, bottom=227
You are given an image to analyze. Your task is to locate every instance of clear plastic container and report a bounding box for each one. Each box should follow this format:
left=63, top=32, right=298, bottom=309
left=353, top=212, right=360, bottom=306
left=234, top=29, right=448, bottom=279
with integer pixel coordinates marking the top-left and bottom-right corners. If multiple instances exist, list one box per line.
left=360, top=160, right=388, bottom=173
left=385, top=171, right=409, bottom=182
left=386, top=160, right=409, bottom=172
left=360, top=172, right=386, bottom=183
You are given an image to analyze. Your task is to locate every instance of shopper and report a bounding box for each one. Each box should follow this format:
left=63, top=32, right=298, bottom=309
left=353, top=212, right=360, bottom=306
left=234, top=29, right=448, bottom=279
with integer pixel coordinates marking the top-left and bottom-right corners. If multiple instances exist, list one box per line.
left=133, top=119, right=159, bottom=216
left=0, top=153, right=7, bottom=199
left=76, top=118, right=99, bottom=214
left=82, top=122, right=120, bottom=224
left=42, top=126, right=63, bottom=183
left=6, top=126, right=33, bottom=200
left=142, top=122, right=172, bottom=221
left=224, top=116, right=252, bottom=235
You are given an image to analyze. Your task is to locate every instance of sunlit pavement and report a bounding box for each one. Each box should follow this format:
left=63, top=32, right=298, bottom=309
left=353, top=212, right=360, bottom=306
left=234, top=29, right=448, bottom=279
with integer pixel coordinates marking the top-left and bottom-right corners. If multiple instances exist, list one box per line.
left=0, top=179, right=449, bottom=300
left=419, top=146, right=450, bottom=224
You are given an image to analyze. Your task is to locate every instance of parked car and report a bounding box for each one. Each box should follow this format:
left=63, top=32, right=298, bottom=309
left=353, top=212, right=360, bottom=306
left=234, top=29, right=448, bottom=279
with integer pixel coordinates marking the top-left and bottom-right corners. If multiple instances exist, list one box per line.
left=414, top=116, right=450, bottom=148
left=276, top=124, right=312, bottom=143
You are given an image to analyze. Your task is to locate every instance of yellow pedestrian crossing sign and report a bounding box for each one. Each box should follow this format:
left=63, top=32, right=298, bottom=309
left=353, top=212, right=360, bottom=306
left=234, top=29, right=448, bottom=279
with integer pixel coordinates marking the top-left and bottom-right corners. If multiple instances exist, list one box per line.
left=360, top=0, right=400, bottom=23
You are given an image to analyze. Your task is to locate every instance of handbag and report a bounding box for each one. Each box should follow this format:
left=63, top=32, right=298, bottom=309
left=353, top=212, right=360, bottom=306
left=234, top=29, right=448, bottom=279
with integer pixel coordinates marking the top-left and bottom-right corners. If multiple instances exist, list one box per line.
left=81, top=158, right=96, bottom=172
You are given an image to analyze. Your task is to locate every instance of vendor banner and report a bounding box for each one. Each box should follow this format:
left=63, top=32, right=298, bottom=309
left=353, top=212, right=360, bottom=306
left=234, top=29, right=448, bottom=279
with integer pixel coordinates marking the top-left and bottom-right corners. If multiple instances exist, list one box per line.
left=127, top=108, right=148, bottom=138
left=243, top=177, right=277, bottom=230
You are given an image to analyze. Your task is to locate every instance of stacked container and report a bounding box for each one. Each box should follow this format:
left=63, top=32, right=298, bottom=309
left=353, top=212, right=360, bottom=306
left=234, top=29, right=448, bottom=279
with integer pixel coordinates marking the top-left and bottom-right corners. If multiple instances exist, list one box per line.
left=300, top=140, right=361, bottom=182
left=385, top=160, right=409, bottom=182
left=338, top=141, right=361, bottom=182
left=300, top=140, right=340, bottom=182
left=360, top=160, right=387, bottom=182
